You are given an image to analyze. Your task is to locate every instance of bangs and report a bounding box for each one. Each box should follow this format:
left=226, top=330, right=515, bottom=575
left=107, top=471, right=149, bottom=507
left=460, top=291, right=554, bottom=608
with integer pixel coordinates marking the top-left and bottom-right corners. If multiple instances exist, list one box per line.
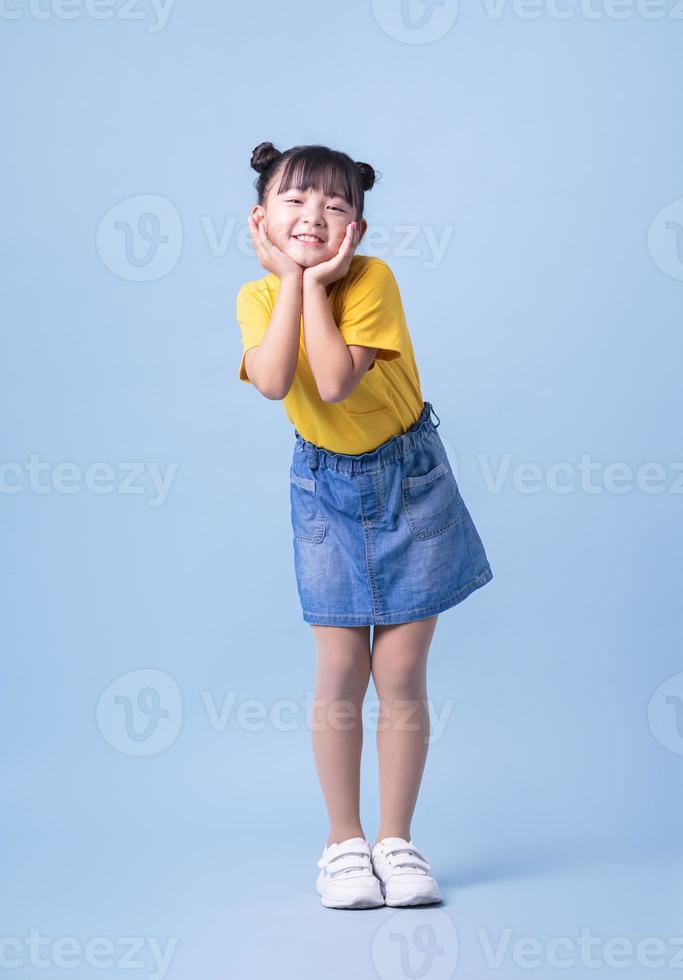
left=273, top=148, right=360, bottom=214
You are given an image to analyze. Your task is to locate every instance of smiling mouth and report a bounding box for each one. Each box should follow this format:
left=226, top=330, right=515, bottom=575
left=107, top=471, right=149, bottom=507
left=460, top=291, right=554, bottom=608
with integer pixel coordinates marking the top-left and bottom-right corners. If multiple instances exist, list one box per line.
left=292, top=234, right=325, bottom=244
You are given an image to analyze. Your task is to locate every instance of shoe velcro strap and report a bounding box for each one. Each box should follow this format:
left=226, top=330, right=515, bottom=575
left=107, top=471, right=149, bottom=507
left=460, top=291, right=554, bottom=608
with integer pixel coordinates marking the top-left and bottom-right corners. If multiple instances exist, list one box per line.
left=386, top=848, right=431, bottom=871
left=317, top=848, right=370, bottom=873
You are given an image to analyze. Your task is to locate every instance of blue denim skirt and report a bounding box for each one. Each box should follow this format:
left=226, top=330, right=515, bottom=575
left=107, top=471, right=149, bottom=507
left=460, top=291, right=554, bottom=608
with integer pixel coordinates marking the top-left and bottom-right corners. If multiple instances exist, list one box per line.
left=290, top=401, right=493, bottom=627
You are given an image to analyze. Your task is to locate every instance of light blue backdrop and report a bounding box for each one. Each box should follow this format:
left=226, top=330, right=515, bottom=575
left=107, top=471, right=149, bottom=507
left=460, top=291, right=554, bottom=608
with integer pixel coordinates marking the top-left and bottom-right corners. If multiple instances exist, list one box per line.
left=2, top=1, right=682, bottom=978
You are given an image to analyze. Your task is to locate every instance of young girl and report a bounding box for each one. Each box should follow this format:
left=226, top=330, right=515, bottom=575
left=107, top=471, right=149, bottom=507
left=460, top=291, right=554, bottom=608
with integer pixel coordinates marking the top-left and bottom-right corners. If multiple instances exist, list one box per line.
left=236, top=141, right=493, bottom=909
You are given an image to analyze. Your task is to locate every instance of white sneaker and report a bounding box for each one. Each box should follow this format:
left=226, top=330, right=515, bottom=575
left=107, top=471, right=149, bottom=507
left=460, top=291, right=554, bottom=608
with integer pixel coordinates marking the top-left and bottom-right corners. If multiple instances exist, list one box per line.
left=371, top=837, right=443, bottom=907
left=316, top=836, right=384, bottom=909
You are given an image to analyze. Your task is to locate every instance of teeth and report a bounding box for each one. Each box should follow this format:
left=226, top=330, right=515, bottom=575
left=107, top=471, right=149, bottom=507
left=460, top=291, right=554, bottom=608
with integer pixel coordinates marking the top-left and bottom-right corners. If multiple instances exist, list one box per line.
left=295, top=235, right=322, bottom=242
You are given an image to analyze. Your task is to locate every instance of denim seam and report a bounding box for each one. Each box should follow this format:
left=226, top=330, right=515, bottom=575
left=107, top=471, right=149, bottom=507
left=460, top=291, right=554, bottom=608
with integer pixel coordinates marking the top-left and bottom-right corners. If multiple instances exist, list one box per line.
left=371, top=469, right=385, bottom=522
left=358, top=481, right=383, bottom=622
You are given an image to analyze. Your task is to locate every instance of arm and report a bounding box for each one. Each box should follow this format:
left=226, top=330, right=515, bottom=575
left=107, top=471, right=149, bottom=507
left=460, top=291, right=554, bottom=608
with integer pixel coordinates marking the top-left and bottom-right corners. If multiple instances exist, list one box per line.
left=302, top=278, right=379, bottom=403
left=243, top=273, right=303, bottom=400
left=241, top=212, right=306, bottom=399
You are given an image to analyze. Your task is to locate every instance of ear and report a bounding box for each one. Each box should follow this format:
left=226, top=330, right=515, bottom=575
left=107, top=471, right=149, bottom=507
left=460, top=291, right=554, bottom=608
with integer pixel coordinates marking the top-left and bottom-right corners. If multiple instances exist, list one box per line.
left=250, top=204, right=265, bottom=223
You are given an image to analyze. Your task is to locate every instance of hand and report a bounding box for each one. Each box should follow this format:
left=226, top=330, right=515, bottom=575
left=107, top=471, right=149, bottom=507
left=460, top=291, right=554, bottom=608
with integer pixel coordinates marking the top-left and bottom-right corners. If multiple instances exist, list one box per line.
left=303, top=222, right=361, bottom=288
left=248, top=212, right=304, bottom=281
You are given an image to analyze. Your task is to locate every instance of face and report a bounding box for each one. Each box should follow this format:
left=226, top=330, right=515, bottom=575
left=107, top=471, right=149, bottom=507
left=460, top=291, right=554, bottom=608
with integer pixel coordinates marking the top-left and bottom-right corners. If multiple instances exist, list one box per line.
left=251, top=181, right=367, bottom=268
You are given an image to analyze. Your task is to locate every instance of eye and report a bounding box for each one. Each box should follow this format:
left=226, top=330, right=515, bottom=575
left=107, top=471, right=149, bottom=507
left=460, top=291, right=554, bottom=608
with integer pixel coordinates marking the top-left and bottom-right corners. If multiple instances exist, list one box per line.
left=285, top=198, right=302, bottom=203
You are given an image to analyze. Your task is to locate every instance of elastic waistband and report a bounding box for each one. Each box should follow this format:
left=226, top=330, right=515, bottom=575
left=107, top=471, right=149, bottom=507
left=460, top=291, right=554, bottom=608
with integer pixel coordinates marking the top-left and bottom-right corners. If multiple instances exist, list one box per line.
left=294, top=401, right=441, bottom=475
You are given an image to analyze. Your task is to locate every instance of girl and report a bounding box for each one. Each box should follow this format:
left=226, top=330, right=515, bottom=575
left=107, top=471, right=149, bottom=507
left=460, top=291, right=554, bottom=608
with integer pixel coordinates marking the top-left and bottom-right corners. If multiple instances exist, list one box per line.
left=236, top=141, right=493, bottom=909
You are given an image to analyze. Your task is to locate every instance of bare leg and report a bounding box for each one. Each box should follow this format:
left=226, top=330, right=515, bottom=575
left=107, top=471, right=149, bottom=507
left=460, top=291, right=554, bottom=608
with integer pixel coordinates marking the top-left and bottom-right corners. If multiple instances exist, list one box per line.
left=371, top=615, right=439, bottom=844
left=310, top=625, right=372, bottom=847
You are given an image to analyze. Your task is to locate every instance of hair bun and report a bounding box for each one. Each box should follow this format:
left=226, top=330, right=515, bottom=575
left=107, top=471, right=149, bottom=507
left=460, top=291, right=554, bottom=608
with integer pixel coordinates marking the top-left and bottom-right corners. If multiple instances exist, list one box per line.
left=355, top=160, right=377, bottom=192
left=250, top=141, right=282, bottom=175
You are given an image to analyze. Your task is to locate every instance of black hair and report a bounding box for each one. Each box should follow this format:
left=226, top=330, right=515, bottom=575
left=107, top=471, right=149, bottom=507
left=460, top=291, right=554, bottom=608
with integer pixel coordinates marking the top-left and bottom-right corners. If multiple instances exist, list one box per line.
left=250, top=142, right=380, bottom=221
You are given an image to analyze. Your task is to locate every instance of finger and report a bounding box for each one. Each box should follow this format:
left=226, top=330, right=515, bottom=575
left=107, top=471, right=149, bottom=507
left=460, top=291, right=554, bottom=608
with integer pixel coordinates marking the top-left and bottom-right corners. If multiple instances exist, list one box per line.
left=250, top=219, right=269, bottom=260
left=256, top=220, right=271, bottom=251
left=249, top=216, right=265, bottom=254
left=248, top=221, right=262, bottom=254
left=258, top=220, right=272, bottom=247
left=345, top=224, right=359, bottom=255
left=337, top=222, right=356, bottom=254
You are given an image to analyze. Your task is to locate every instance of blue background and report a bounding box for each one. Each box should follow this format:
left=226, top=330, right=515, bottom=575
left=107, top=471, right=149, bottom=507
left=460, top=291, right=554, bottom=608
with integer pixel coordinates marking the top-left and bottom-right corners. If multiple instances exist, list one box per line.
left=2, top=1, right=682, bottom=977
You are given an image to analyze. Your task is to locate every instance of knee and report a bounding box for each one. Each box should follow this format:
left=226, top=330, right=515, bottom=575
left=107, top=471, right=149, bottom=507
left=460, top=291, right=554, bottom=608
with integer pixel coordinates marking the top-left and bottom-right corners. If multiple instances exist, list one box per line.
left=317, top=650, right=371, bottom=700
left=372, top=652, right=427, bottom=700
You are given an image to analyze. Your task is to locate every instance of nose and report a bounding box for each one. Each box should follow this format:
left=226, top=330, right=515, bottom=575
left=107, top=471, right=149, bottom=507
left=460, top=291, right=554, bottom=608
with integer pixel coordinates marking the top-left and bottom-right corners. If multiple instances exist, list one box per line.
left=302, top=206, right=325, bottom=227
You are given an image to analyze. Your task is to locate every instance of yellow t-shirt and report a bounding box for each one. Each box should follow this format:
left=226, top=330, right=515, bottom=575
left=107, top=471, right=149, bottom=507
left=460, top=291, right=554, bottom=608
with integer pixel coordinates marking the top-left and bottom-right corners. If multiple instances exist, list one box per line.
left=235, top=255, right=424, bottom=454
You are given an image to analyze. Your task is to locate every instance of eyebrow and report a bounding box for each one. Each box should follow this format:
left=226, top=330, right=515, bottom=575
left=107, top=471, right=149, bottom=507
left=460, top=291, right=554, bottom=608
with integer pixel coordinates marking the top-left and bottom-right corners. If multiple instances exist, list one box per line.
left=284, top=187, right=348, bottom=203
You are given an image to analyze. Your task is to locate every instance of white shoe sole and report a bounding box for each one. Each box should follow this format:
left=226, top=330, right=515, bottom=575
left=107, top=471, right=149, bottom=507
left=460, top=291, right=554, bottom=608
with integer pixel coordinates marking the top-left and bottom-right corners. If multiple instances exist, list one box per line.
left=317, top=875, right=384, bottom=909
left=320, top=893, right=385, bottom=909
left=385, top=893, right=443, bottom=907
left=379, top=880, right=443, bottom=907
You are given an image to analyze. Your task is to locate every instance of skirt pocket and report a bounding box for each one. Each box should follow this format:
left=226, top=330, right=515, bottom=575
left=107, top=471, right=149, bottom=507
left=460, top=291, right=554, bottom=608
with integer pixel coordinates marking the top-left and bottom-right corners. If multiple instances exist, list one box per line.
left=290, top=468, right=326, bottom=544
left=401, top=460, right=463, bottom=541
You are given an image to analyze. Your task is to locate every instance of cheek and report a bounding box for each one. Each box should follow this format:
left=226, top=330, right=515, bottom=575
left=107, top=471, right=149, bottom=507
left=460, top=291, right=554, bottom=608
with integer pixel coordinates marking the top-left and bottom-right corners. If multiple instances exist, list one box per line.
left=330, top=227, right=346, bottom=248
left=267, top=223, right=289, bottom=242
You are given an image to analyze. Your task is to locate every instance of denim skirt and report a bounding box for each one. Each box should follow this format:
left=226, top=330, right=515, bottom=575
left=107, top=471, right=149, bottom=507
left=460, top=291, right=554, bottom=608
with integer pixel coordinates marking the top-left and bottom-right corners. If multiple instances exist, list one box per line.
left=290, top=401, right=493, bottom=627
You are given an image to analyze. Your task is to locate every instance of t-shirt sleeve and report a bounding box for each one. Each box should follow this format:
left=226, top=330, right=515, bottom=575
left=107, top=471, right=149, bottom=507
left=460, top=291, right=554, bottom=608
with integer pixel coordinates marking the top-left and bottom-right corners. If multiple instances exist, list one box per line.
left=236, top=282, right=273, bottom=383
left=336, top=260, right=403, bottom=369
